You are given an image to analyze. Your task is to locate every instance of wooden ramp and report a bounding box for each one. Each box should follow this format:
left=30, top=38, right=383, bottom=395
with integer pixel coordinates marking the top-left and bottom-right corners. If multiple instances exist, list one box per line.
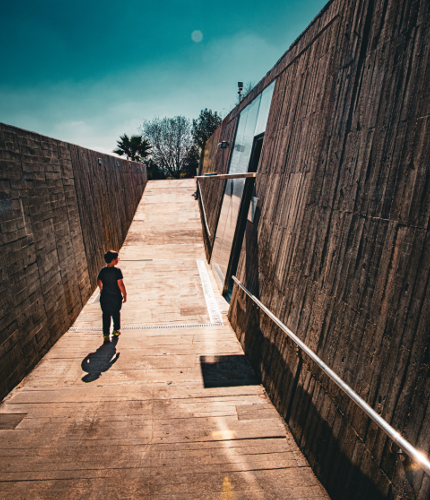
left=0, top=179, right=329, bottom=499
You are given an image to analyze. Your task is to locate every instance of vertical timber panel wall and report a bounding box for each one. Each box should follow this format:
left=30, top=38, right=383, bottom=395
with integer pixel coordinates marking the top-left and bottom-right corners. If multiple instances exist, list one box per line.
left=69, top=145, right=146, bottom=289
left=0, top=123, right=147, bottom=400
left=201, top=0, right=430, bottom=498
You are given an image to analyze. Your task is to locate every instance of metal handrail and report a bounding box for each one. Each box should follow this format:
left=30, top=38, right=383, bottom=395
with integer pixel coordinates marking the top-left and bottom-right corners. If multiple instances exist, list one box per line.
left=195, top=172, right=257, bottom=180
left=232, top=276, right=430, bottom=476
left=196, top=180, right=211, bottom=237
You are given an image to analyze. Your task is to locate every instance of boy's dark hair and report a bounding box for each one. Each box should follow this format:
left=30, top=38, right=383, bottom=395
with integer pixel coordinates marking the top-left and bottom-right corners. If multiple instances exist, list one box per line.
left=104, top=250, right=119, bottom=264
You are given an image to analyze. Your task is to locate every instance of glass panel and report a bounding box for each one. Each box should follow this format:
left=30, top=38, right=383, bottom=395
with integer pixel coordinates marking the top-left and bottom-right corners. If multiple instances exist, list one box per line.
left=211, top=177, right=245, bottom=284
left=211, top=81, right=275, bottom=291
left=254, top=81, right=275, bottom=136
left=231, top=96, right=261, bottom=173
left=211, top=100, right=259, bottom=286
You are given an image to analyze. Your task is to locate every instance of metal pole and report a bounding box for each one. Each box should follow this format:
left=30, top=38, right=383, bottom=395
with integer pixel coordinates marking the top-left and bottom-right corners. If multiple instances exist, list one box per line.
left=196, top=180, right=211, bottom=238
left=195, top=172, right=257, bottom=180
left=232, top=276, right=430, bottom=476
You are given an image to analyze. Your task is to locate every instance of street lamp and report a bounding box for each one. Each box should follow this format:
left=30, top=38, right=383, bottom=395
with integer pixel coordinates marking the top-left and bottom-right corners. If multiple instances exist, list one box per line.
left=238, top=82, right=243, bottom=102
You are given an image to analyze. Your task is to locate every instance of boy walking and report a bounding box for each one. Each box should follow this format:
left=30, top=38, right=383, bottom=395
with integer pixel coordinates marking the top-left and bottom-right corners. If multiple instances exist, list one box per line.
left=97, top=250, right=127, bottom=343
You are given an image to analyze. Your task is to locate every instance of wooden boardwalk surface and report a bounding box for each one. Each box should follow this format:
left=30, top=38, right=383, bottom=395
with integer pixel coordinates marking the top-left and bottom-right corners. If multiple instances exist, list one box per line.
left=0, top=179, right=329, bottom=499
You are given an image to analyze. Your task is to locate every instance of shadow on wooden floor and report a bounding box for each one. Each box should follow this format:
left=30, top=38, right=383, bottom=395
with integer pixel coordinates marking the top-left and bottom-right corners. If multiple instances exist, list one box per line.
left=199, top=354, right=260, bottom=388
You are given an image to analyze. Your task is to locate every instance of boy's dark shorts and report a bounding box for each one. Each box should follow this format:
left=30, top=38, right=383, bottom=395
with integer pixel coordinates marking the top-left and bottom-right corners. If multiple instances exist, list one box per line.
left=100, top=293, right=122, bottom=313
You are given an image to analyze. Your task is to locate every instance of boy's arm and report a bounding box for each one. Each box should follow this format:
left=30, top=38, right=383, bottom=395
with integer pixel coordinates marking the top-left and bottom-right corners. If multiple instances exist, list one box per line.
left=118, top=279, right=127, bottom=303
left=97, top=279, right=103, bottom=291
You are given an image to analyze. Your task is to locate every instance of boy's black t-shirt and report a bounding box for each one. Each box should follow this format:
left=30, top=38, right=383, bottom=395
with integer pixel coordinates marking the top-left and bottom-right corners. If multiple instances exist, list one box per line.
left=97, top=267, right=123, bottom=296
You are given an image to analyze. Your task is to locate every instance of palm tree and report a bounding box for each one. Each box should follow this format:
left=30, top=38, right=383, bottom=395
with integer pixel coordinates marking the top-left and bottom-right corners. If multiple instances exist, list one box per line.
left=113, top=134, right=152, bottom=162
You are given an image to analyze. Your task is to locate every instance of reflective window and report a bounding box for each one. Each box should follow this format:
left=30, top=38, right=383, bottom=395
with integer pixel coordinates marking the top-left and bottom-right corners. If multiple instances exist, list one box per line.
left=254, top=81, right=275, bottom=136
left=230, top=97, right=260, bottom=174
left=211, top=82, right=276, bottom=291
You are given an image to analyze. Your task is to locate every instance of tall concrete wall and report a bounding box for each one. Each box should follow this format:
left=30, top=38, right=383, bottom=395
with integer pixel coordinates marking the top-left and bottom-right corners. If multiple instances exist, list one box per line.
left=0, top=123, right=147, bottom=400
left=200, top=0, right=430, bottom=498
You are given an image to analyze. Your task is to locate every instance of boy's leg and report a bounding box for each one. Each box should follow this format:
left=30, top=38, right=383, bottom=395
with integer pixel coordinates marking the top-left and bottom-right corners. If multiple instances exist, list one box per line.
left=112, top=296, right=122, bottom=335
left=112, top=309, right=120, bottom=333
left=100, top=295, right=112, bottom=341
left=102, top=310, right=111, bottom=340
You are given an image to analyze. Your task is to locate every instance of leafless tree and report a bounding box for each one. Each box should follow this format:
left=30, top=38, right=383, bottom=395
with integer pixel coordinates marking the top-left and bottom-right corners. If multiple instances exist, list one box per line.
left=140, top=116, right=193, bottom=178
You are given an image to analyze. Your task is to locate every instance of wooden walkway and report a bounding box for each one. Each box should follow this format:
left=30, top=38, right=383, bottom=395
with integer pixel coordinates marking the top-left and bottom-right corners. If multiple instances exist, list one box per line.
left=0, top=180, right=329, bottom=499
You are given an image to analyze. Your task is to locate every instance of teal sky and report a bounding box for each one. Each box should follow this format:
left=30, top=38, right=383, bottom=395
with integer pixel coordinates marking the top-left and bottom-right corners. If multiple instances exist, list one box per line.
left=1, top=0, right=327, bottom=155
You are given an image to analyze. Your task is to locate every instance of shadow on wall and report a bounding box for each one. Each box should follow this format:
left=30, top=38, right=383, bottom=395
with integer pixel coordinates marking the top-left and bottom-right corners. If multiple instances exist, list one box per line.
left=231, top=208, right=424, bottom=500
left=235, top=296, right=421, bottom=499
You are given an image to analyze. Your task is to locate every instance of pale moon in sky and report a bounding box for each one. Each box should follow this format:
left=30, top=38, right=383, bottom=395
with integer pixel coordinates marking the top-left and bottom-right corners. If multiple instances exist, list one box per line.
left=191, top=30, right=203, bottom=43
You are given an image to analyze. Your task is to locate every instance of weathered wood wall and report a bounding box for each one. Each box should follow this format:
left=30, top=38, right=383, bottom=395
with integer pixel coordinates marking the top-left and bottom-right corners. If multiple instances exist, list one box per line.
left=0, top=123, right=146, bottom=400
left=200, top=0, right=430, bottom=498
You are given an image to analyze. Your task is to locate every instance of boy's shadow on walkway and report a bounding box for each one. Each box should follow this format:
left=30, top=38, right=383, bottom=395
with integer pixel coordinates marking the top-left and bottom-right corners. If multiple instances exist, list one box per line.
left=81, top=338, right=120, bottom=383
